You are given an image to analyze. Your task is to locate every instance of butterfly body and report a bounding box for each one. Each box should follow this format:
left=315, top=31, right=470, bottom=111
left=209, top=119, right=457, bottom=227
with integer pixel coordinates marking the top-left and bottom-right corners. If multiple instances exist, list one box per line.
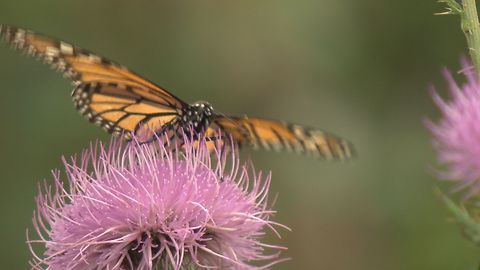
left=0, top=25, right=355, bottom=160
left=179, top=101, right=215, bottom=133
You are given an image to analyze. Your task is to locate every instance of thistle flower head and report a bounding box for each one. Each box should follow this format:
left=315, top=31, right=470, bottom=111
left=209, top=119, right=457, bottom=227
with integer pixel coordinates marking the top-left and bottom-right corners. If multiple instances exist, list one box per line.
left=426, top=59, right=480, bottom=196
left=29, top=133, right=287, bottom=269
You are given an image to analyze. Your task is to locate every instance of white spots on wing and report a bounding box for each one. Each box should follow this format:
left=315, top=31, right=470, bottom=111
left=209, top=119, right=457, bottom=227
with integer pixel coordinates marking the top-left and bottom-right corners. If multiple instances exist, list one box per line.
left=259, top=139, right=271, bottom=151
left=71, top=95, right=125, bottom=136
left=103, top=123, right=112, bottom=131
left=14, top=29, right=25, bottom=43
left=88, top=53, right=102, bottom=63
left=94, top=116, right=103, bottom=125
left=64, top=69, right=75, bottom=79
left=9, top=29, right=26, bottom=49
left=55, top=59, right=67, bottom=72
left=79, top=106, right=88, bottom=114
left=26, top=45, right=36, bottom=55
left=46, top=46, right=60, bottom=57
left=60, top=42, right=74, bottom=55
left=112, top=126, right=125, bottom=137
left=43, top=46, right=71, bottom=73
left=45, top=46, right=60, bottom=64
left=292, top=125, right=307, bottom=140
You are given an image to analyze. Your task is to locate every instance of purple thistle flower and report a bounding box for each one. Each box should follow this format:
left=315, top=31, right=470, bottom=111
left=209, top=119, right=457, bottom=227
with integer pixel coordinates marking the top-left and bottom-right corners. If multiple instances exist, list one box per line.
left=425, top=59, right=480, bottom=196
left=28, top=134, right=288, bottom=270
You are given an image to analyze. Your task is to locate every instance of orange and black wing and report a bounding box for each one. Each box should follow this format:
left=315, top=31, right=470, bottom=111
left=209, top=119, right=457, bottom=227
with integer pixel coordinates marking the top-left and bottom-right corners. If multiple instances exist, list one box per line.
left=212, top=116, right=355, bottom=160
left=0, top=25, right=186, bottom=140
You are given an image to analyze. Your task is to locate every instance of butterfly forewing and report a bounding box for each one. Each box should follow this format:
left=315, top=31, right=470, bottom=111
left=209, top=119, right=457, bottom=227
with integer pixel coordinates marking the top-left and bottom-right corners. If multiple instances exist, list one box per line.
left=213, top=116, right=354, bottom=160
left=0, top=24, right=185, bottom=140
left=0, top=25, right=186, bottom=107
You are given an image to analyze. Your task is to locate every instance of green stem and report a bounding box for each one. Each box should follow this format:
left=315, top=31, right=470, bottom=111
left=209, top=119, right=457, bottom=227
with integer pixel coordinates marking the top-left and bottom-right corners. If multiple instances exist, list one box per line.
left=461, top=0, right=480, bottom=76
left=439, top=0, right=480, bottom=76
left=437, top=190, right=480, bottom=245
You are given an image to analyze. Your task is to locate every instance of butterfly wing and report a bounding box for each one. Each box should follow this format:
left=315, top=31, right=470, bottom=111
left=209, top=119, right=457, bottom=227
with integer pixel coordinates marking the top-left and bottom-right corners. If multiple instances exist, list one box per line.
left=212, top=116, right=355, bottom=160
left=72, top=82, right=179, bottom=140
left=0, top=25, right=186, bottom=140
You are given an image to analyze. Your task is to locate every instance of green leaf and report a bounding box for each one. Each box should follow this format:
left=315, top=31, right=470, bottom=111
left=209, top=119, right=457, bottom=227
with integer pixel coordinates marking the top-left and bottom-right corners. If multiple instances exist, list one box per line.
left=437, top=0, right=463, bottom=15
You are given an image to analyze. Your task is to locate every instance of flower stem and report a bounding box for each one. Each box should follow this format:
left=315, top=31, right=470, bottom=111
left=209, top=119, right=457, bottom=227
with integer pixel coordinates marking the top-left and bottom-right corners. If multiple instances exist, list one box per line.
left=439, top=0, right=480, bottom=77
left=437, top=190, right=480, bottom=245
left=461, top=0, right=480, bottom=76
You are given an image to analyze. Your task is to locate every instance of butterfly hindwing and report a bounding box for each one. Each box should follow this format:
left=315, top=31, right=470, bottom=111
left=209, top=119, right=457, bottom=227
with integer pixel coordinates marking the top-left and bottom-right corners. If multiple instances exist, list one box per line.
left=213, top=116, right=354, bottom=160
left=73, top=83, right=179, bottom=139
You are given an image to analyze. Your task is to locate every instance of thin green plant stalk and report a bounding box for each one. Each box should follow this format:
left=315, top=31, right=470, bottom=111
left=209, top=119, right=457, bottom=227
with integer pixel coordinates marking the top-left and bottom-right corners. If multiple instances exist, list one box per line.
left=461, top=0, right=480, bottom=74
left=439, top=0, right=480, bottom=77
left=436, top=190, right=480, bottom=245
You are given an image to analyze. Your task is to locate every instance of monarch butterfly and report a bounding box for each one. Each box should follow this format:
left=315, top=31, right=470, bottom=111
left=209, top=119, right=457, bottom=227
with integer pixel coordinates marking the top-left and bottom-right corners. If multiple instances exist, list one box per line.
left=0, top=25, right=355, bottom=160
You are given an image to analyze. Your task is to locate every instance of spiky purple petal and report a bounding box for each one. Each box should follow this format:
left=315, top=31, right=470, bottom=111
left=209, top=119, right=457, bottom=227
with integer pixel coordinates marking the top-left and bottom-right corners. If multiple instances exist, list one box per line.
left=426, top=59, right=480, bottom=196
left=28, top=134, right=288, bottom=270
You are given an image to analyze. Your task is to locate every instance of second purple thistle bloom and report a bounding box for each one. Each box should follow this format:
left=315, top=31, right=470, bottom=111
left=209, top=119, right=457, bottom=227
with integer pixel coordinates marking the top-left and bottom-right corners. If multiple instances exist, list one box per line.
left=29, top=134, right=288, bottom=270
left=426, top=60, right=480, bottom=196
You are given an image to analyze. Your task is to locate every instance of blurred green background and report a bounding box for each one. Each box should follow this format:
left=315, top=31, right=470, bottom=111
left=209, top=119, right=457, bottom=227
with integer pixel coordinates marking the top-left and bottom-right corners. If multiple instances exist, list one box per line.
left=0, top=0, right=477, bottom=269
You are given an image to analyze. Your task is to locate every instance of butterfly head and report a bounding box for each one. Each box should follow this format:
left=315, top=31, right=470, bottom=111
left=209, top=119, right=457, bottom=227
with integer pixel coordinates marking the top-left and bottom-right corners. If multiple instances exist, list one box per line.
left=180, top=101, right=215, bottom=133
